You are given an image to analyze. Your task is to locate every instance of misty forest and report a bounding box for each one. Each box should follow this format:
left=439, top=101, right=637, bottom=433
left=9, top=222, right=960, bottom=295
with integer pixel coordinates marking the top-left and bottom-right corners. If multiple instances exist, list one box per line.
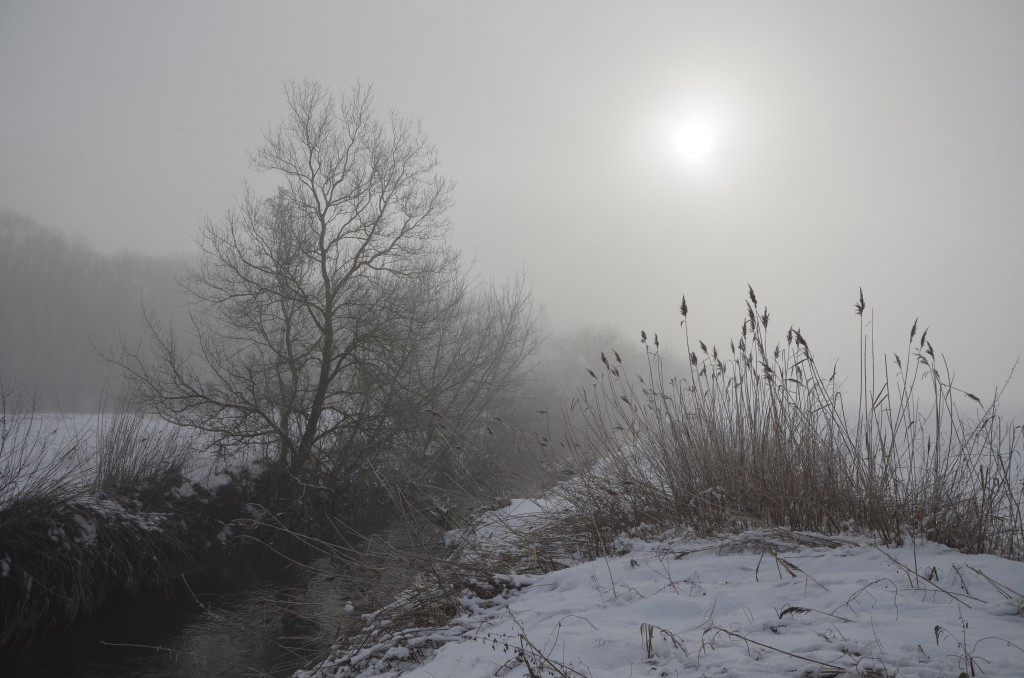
left=2, top=4, right=1024, bottom=678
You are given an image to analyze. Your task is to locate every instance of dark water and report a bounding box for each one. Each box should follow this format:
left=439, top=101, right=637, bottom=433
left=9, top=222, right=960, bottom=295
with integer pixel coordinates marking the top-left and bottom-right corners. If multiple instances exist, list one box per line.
left=2, top=550, right=354, bottom=677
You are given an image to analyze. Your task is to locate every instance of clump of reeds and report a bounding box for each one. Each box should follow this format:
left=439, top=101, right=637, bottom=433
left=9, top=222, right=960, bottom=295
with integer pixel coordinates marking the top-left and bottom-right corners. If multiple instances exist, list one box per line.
left=557, top=287, right=1023, bottom=559
left=93, top=399, right=193, bottom=501
left=0, top=381, right=90, bottom=512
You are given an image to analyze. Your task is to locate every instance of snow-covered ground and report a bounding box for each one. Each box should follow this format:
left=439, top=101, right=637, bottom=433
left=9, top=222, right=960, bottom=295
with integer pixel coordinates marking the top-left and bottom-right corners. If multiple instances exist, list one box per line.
left=304, top=500, right=1024, bottom=678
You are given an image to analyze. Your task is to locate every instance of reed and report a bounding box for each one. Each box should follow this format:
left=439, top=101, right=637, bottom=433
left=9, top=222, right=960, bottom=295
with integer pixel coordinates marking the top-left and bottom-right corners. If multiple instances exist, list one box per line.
left=557, top=288, right=1022, bottom=559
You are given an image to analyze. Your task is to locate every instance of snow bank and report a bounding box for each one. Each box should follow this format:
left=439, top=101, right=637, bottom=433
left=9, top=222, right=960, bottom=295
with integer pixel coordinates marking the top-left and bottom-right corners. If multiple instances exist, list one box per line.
left=305, top=526, right=1024, bottom=677
left=444, top=497, right=567, bottom=550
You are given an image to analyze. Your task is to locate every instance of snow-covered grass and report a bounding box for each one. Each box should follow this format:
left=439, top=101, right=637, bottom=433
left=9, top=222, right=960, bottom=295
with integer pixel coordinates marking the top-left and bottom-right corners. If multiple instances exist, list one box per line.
left=394, top=532, right=1024, bottom=677
left=300, top=498, right=1024, bottom=678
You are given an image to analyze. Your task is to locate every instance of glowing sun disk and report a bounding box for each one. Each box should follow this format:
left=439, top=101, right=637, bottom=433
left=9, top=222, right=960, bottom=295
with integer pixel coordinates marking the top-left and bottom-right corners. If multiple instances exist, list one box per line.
left=673, top=118, right=716, bottom=161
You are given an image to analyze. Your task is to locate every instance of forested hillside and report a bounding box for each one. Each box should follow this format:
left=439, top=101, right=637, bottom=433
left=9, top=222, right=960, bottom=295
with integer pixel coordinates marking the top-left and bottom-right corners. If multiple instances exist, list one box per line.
left=0, top=210, right=186, bottom=410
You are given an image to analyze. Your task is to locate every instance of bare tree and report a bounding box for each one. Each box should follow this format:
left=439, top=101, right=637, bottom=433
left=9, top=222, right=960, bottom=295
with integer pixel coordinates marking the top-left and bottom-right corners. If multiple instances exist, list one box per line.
left=117, top=82, right=536, bottom=494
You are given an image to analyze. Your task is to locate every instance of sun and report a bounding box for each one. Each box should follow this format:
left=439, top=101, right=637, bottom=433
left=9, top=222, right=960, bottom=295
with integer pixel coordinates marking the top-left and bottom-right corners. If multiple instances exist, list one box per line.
left=672, top=116, right=716, bottom=161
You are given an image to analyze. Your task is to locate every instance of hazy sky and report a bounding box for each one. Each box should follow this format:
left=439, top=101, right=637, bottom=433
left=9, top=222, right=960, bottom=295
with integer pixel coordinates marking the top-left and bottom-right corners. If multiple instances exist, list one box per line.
left=2, top=1, right=1022, bottom=413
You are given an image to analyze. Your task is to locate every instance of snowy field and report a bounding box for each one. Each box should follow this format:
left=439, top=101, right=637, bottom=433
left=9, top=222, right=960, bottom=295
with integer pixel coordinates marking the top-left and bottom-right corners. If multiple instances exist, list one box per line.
left=0, top=412, right=238, bottom=508
left=304, top=501, right=1024, bottom=678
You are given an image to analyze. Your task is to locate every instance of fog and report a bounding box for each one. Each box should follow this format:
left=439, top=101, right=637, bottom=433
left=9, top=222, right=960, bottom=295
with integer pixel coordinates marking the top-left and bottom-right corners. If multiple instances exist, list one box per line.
left=2, top=1, right=1022, bottom=415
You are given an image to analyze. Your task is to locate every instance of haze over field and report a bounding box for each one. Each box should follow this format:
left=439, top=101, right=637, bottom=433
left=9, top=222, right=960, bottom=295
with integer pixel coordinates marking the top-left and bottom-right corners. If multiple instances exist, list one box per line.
left=3, top=7, right=1024, bottom=676
left=1, top=1, right=1022, bottom=413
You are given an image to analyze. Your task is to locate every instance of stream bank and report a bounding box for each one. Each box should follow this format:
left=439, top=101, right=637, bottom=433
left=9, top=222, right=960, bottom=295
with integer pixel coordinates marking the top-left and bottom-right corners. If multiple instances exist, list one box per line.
left=1, top=546, right=355, bottom=677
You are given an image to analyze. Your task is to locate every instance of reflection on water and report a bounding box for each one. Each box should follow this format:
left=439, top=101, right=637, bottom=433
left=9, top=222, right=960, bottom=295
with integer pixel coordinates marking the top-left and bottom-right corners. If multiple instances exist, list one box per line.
left=2, top=550, right=353, bottom=677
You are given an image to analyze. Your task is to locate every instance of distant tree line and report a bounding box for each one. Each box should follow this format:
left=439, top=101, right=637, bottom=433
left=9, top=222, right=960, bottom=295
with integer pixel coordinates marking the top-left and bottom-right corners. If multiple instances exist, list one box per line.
left=0, top=209, right=187, bottom=410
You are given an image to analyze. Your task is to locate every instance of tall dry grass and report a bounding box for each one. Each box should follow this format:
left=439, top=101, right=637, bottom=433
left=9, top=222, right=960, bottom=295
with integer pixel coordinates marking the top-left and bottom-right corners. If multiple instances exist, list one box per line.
left=557, top=287, right=1022, bottom=559
left=93, top=400, right=193, bottom=500
left=0, top=381, right=90, bottom=512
